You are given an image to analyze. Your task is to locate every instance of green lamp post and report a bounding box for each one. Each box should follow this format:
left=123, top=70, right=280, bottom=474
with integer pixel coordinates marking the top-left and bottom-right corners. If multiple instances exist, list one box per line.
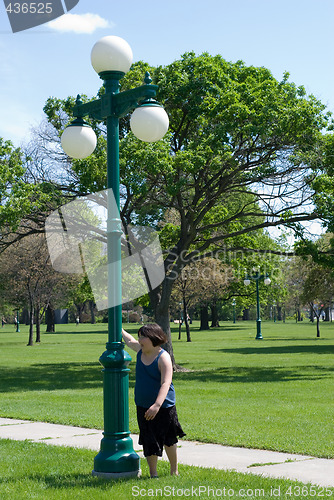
left=16, top=310, right=20, bottom=332
left=61, top=36, right=169, bottom=479
left=244, top=271, right=271, bottom=339
left=273, top=300, right=276, bottom=323
left=232, top=298, right=236, bottom=324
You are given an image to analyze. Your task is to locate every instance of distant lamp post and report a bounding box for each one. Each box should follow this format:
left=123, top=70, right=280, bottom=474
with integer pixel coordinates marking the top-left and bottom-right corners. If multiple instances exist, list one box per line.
left=61, top=35, right=169, bottom=479
left=273, top=300, right=276, bottom=323
left=178, top=302, right=182, bottom=340
left=16, top=310, right=20, bottom=333
left=232, top=298, right=236, bottom=324
left=244, top=271, right=271, bottom=339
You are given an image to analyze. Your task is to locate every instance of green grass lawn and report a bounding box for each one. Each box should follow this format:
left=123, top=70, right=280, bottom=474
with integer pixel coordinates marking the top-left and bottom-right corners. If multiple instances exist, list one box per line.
left=0, top=319, right=333, bottom=461
left=0, top=439, right=332, bottom=500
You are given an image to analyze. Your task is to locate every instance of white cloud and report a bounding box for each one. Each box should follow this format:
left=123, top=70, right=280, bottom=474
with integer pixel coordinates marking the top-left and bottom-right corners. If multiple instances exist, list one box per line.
left=47, top=13, right=110, bottom=34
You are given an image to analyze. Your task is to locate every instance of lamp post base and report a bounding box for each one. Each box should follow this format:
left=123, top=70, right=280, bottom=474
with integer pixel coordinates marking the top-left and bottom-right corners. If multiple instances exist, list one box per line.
left=255, top=319, right=263, bottom=340
left=93, top=435, right=141, bottom=478
left=92, top=469, right=142, bottom=480
left=94, top=343, right=141, bottom=479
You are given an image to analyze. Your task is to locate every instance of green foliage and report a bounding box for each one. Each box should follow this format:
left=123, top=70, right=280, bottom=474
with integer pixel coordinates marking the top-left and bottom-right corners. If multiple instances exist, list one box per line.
left=0, top=138, right=56, bottom=234
left=42, top=51, right=329, bottom=240
left=115, top=52, right=329, bottom=273
left=157, top=52, right=327, bottom=153
left=310, top=134, right=334, bottom=234
left=68, top=275, right=94, bottom=307
left=300, top=262, right=334, bottom=308
left=295, top=233, right=334, bottom=269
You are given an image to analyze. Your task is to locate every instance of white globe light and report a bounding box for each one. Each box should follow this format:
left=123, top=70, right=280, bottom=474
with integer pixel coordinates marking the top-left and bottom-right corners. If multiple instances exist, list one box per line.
left=244, top=279, right=251, bottom=286
left=91, top=36, right=133, bottom=74
left=130, top=105, right=169, bottom=142
left=264, top=277, right=271, bottom=285
left=61, top=122, right=97, bottom=159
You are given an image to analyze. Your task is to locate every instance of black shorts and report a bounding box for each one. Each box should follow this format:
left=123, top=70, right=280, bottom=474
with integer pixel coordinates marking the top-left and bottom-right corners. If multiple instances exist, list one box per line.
left=137, top=405, right=186, bottom=457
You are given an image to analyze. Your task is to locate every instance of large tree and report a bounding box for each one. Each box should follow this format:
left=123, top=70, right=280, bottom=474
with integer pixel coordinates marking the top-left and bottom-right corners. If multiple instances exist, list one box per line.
left=0, top=137, right=67, bottom=253
left=0, top=234, right=75, bottom=345
left=120, top=54, right=329, bottom=365
left=2, top=53, right=331, bottom=366
left=300, top=259, right=334, bottom=338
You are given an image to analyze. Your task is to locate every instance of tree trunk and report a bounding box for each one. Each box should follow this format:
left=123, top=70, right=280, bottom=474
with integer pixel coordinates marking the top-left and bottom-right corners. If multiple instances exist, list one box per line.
left=242, top=308, right=250, bottom=320
left=178, top=303, right=182, bottom=340
left=149, top=275, right=186, bottom=370
left=210, top=304, right=219, bottom=327
left=35, top=305, right=41, bottom=343
left=45, top=305, right=55, bottom=333
left=183, top=298, right=191, bottom=342
left=324, top=307, right=330, bottom=322
left=154, top=306, right=176, bottom=367
left=76, top=304, right=85, bottom=323
left=277, top=305, right=282, bottom=321
left=199, top=306, right=209, bottom=330
left=27, top=303, right=34, bottom=346
left=316, top=315, right=321, bottom=338
left=89, top=300, right=96, bottom=324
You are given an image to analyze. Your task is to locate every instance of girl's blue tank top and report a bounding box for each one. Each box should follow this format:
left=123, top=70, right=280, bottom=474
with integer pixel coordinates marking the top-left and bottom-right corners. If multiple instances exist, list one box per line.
left=135, top=349, right=176, bottom=408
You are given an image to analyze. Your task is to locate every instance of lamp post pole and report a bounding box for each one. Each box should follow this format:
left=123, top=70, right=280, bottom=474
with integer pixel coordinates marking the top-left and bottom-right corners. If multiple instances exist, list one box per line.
left=232, top=299, right=236, bottom=324
left=244, top=272, right=271, bottom=340
left=255, top=275, right=261, bottom=339
left=93, top=71, right=137, bottom=479
left=16, top=310, right=20, bottom=333
left=61, top=36, right=169, bottom=479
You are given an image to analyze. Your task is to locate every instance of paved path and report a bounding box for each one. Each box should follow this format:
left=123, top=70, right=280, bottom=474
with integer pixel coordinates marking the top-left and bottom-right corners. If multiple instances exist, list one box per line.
left=0, top=418, right=333, bottom=488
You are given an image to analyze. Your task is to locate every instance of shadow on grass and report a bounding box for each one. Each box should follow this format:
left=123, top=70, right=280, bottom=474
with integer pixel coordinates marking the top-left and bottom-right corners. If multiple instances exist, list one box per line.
left=44, top=330, right=108, bottom=335
left=171, top=325, right=251, bottom=334
left=252, top=337, right=333, bottom=342
left=0, top=472, right=131, bottom=491
left=173, top=365, right=334, bottom=384
left=0, top=359, right=137, bottom=393
left=0, top=363, right=103, bottom=393
left=1, top=353, right=332, bottom=393
left=0, top=361, right=137, bottom=393
left=214, top=344, right=334, bottom=355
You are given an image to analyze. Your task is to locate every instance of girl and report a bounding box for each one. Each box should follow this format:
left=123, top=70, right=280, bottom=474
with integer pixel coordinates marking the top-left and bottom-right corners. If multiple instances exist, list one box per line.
left=122, top=324, right=185, bottom=478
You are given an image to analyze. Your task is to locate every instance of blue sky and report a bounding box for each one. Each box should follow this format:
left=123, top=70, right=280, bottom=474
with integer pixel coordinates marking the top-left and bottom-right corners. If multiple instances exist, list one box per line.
left=1, top=0, right=334, bottom=147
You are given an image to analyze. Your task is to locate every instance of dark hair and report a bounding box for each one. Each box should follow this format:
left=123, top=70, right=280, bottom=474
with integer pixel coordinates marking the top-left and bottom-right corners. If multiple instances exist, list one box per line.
left=137, top=323, right=167, bottom=347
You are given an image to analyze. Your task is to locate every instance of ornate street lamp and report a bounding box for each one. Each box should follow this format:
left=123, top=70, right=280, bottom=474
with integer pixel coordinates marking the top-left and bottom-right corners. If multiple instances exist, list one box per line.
left=61, top=35, right=169, bottom=479
left=244, top=271, right=271, bottom=339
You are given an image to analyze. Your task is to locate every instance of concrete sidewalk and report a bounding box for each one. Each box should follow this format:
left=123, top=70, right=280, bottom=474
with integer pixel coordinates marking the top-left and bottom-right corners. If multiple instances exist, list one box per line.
left=0, top=417, right=333, bottom=488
